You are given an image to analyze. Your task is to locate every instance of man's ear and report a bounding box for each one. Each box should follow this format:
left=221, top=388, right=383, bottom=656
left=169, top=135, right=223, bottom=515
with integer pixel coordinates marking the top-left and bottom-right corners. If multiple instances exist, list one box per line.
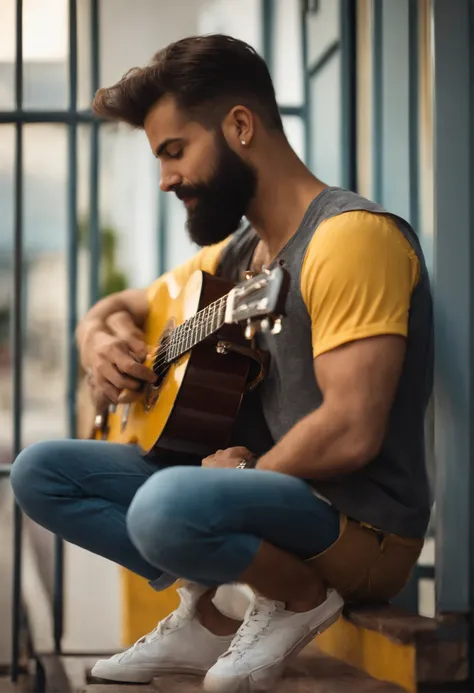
left=221, top=105, right=255, bottom=150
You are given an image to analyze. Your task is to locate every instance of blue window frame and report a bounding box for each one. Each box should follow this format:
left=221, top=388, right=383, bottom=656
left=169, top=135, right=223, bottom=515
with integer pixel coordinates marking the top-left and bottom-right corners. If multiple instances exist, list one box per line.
left=2, top=0, right=101, bottom=679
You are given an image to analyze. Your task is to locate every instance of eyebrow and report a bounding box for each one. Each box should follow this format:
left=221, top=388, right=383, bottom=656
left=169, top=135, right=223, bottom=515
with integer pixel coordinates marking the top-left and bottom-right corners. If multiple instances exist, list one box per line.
left=155, top=137, right=184, bottom=158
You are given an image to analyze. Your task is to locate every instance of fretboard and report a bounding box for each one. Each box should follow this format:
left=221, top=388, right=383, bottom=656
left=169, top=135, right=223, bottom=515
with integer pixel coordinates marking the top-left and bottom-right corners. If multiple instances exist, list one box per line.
left=165, top=294, right=228, bottom=362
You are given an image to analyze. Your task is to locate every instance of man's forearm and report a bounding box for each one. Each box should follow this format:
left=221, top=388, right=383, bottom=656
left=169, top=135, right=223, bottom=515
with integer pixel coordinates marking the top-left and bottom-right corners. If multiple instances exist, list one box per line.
left=256, top=404, right=379, bottom=479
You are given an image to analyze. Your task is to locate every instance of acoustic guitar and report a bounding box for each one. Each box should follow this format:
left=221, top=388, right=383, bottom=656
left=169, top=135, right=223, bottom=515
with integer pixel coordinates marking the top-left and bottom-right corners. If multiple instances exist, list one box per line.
left=90, top=266, right=289, bottom=458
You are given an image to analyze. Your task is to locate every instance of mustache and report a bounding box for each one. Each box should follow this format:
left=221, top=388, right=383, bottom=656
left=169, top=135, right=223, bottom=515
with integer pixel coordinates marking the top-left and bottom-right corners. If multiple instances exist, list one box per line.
left=173, top=184, right=205, bottom=201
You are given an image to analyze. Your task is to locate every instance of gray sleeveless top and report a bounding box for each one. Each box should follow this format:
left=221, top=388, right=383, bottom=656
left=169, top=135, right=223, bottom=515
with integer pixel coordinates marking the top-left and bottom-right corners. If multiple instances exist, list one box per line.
left=219, top=187, right=433, bottom=538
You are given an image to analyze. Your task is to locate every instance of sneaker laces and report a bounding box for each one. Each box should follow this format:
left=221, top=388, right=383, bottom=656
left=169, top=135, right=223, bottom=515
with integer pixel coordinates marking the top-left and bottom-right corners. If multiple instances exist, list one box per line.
left=127, top=584, right=197, bottom=651
left=226, top=596, right=281, bottom=655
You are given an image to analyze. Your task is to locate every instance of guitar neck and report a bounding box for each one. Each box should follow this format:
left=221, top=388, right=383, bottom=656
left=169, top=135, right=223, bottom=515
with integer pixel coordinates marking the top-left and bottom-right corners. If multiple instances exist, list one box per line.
left=164, top=294, right=229, bottom=363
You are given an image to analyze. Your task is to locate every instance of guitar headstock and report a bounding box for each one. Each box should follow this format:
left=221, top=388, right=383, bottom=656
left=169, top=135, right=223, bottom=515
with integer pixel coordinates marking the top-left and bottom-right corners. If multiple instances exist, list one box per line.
left=224, top=265, right=290, bottom=339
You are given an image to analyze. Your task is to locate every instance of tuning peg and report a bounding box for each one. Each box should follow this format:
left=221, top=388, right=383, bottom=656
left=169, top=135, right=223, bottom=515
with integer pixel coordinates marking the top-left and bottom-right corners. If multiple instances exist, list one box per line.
left=244, top=319, right=258, bottom=340
left=271, top=317, right=282, bottom=335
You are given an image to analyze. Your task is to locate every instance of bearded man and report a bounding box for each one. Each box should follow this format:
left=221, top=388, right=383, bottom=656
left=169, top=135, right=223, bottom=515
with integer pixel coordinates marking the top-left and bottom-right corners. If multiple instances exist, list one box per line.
left=11, top=34, right=432, bottom=693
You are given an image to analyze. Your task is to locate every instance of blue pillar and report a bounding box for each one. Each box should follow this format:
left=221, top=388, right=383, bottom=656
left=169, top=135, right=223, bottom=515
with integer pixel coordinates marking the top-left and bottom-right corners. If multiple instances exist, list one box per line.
left=431, top=0, right=474, bottom=615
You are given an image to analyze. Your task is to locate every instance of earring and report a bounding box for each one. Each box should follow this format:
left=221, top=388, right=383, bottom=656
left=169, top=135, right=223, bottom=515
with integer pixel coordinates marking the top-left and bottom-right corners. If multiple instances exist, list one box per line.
left=241, top=140, right=246, bottom=146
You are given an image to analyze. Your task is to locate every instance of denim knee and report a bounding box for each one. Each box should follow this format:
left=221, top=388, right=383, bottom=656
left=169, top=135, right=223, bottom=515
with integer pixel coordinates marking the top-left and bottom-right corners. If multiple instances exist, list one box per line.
left=10, top=440, right=63, bottom=518
left=126, top=466, right=208, bottom=572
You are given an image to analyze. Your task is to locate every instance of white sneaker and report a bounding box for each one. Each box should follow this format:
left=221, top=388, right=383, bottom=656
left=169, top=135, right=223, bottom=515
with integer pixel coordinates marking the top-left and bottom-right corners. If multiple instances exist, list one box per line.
left=203, top=588, right=343, bottom=692
left=91, top=582, right=234, bottom=683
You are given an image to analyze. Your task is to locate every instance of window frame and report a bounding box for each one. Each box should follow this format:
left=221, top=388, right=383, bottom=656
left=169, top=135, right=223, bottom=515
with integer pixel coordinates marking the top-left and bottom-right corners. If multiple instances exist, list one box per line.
left=3, top=0, right=102, bottom=678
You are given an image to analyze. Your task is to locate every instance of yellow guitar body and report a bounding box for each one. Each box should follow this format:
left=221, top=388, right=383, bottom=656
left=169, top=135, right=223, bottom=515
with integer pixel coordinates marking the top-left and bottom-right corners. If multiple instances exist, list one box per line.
left=100, top=270, right=200, bottom=451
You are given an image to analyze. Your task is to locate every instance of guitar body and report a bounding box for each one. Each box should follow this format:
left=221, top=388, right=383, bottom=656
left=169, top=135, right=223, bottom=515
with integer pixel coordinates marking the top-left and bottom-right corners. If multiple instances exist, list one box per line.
left=94, top=270, right=253, bottom=458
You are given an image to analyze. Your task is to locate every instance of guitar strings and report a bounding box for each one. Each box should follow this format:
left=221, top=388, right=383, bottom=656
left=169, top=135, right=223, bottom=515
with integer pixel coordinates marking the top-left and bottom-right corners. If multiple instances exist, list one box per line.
left=148, top=294, right=228, bottom=374
left=151, top=309, right=222, bottom=378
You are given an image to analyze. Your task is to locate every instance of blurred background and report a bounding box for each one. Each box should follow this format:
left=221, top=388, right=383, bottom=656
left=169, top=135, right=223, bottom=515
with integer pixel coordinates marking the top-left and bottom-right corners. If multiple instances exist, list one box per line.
left=1, top=0, right=473, bottom=689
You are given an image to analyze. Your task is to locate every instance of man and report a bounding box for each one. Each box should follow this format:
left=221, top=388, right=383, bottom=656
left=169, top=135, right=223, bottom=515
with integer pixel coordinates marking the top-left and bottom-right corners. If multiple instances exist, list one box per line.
left=11, top=34, right=432, bottom=692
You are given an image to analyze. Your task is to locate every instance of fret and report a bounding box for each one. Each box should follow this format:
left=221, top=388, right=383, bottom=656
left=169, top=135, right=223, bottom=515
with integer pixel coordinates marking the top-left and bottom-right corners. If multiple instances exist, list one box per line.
left=185, top=322, right=191, bottom=353
left=210, top=301, right=216, bottom=334
left=196, top=309, right=202, bottom=345
left=166, top=295, right=229, bottom=362
left=183, top=323, right=189, bottom=353
left=178, top=325, right=184, bottom=359
left=201, top=305, right=208, bottom=341
left=171, top=328, right=178, bottom=360
left=213, top=298, right=221, bottom=332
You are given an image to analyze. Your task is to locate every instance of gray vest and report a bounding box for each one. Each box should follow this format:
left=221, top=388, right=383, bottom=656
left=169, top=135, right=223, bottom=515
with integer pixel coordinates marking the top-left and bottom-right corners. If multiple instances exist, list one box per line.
left=218, top=187, right=433, bottom=538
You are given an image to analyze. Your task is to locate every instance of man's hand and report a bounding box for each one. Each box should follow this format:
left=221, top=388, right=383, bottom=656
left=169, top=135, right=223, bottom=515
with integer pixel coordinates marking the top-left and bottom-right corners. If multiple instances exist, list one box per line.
left=85, top=326, right=156, bottom=406
left=105, top=311, right=148, bottom=358
left=202, top=446, right=254, bottom=469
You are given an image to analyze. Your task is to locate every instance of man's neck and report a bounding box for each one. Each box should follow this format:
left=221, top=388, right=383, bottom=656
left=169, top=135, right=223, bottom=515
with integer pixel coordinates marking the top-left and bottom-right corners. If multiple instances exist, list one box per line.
left=246, top=147, right=327, bottom=262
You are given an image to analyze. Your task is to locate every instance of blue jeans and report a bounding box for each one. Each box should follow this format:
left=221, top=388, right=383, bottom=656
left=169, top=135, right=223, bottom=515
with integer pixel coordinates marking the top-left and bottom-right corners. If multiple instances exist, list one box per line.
left=10, top=440, right=340, bottom=589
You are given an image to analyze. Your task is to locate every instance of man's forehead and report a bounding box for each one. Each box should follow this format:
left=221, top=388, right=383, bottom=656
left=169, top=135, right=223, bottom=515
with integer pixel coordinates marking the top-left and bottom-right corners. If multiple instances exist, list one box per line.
left=144, top=95, right=192, bottom=148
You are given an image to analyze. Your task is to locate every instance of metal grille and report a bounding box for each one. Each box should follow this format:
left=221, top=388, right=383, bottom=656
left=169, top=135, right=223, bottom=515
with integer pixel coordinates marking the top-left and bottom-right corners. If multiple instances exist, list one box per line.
left=3, top=0, right=359, bottom=682
left=2, top=0, right=101, bottom=680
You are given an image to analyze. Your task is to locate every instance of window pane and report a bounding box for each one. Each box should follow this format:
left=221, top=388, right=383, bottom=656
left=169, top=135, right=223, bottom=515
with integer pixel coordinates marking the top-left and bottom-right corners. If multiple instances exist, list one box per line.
left=306, top=0, right=340, bottom=69
left=100, top=0, right=207, bottom=88
left=23, top=0, right=69, bottom=110
left=164, top=193, right=197, bottom=272
left=77, top=0, right=92, bottom=110
left=282, top=116, right=305, bottom=163
left=99, top=123, right=158, bottom=290
left=356, top=0, right=373, bottom=199
left=198, top=0, right=263, bottom=54
left=309, top=52, right=342, bottom=185
left=418, top=0, right=434, bottom=273
left=23, top=124, right=68, bottom=444
left=0, top=0, right=15, bottom=109
left=274, top=0, right=303, bottom=106
left=77, top=123, right=91, bottom=313
left=0, top=125, right=15, bottom=465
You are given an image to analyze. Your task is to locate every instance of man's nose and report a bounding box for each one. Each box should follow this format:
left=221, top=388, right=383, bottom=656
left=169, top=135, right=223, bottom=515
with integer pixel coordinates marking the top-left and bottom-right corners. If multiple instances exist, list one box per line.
left=160, top=172, right=182, bottom=192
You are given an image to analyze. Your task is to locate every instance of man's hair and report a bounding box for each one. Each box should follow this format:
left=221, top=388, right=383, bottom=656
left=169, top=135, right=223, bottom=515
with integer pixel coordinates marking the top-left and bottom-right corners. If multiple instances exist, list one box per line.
left=92, top=34, right=283, bottom=132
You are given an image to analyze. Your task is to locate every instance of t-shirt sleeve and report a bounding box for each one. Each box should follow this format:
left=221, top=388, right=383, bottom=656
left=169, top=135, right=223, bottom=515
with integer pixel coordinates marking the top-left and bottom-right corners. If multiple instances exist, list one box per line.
left=146, top=237, right=231, bottom=307
left=300, top=211, right=421, bottom=358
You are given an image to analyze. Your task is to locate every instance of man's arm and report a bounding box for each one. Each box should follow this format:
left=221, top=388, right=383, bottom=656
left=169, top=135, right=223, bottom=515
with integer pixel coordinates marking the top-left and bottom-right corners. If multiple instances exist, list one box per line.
left=256, top=335, right=405, bottom=477
left=77, top=238, right=230, bottom=406
left=76, top=288, right=156, bottom=405
left=76, top=288, right=149, bottom=369
left=258, top=211, right=419, bottom=478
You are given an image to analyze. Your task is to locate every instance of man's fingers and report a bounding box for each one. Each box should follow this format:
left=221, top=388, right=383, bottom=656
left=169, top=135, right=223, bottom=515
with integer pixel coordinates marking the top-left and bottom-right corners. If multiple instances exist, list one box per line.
left=99, top=361, right=145, bottom=392
left=106, top=312, right=148, bottom=362
left=93, top=375, right=121, bottom=405
left=126, top=336, right=149, bottom=363
left=114, top=352, right=156, bottom=383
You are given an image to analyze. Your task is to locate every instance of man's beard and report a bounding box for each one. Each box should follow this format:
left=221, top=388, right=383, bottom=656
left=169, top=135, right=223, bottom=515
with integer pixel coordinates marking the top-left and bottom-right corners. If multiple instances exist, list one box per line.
left=174, top=135, right=258, bottom=247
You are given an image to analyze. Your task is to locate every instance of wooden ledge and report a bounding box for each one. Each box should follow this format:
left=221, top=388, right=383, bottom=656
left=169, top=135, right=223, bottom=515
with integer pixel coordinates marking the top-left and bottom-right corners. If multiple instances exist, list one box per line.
left=313, top=604, right=468, bottom=692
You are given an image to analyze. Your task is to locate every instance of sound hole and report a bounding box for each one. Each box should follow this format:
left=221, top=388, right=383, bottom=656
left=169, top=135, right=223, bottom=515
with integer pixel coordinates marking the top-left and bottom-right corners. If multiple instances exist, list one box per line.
left=143, top=319, right=175, bottom=411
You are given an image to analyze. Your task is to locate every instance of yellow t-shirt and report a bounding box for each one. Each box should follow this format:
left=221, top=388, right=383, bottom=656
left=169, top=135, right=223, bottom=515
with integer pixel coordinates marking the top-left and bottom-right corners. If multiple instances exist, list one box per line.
left=300, top=211, right=420, bottom=358
left=146, top=238, right=231, bottom=307
left=146, top=211, right=420, bottom=360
